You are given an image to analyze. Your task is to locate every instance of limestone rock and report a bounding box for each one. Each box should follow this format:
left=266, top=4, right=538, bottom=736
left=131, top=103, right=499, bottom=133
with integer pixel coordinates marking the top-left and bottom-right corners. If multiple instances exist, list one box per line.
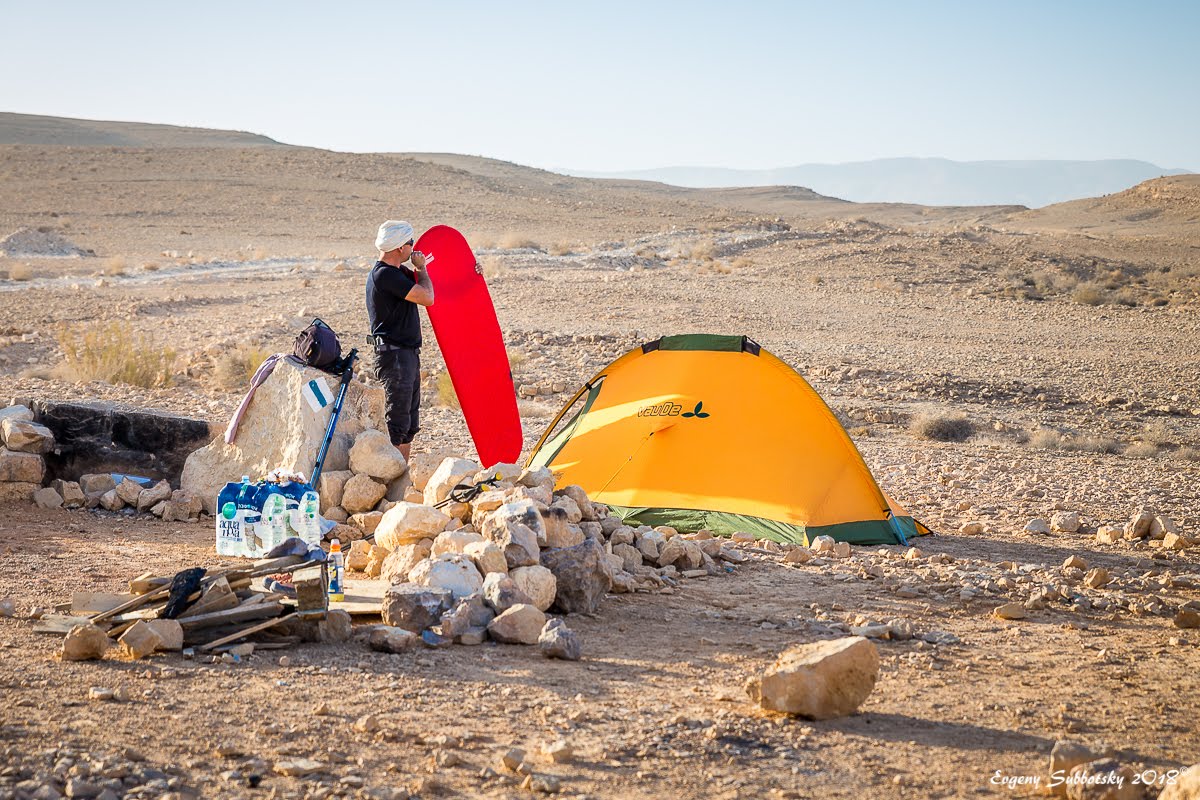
left=115, top=478, right=144, bottom=506
left=33, top=487, right=63, bottom=509
left=518, top=466, right=556, bottom=493
left=1025, top=519, right=1051, bottom=535
left=487, top=603, right=547, bottom=645
left=340, top=473, right=387, bottom=514
left=1064, top=759, right=1139, bottom=800
left=0, top=404, right=33, bottom=424
left=162, top=489, right=203, bottom=522
left=423, top=457, right=481, bottom=506
left=319, top=609, right=353, bottom=642
left=480, top=500, right=542, bottom=568
left=1124, top=507, right=1156, bottom=540
left=381, top=583, right=453, bottom=632
left=0, top=481, right=37, bottom=505
left=407, top=449, right=456, bottom=491
left=409, top=554, right=484, bottom=600
left=369, top=625, right=419, bottom=653
left=510, top=565, right=557, bottom=612
left=550, top=495, right=583, bottom=525
left=746, top=637, right=879, bottom=719
left=657, top=537, right=703, bottom=571
left=0, top=447, right=45, bottom=483
left=541, top=506, right=585, bottom=549
left=144, top=619, right=184, bottom=651
left=182, top=358, right=384, bottom=513
left=99, top=488, right=124, bottom=511
left=538, top=618, right=581, bottom=661
left=119, top=620, right=164, bottom=660
left=1, top=418, right=55, bottom=454
left=1084, top=568, right=1110, bottom=589
left=381, top=540, right=433, bottom=583
left=78, top=473, right=116, bottom=496
left=483, top=572, right=534, bottom=613
left=463, top=540, right=508, bottom=576
left=1095, top=525, right=1122, bottom=545
left=317, top=470, right=353, bottom=513
left=347, top=539, right=374, bottom=571
left=540, top=538, right=612, bottom=615
left=559, top=485, right=595, bottom=520
left=347, top=428, right=407, bottom=482
left=374, top=502, right=451, bottom=550
left=385, top=471, right=415, bottom=502
left=612, top=542, right=643, bottom=573
left=994, top=603, right=1028, bottom=620
left=1051, top=511, right=1081, bottom=533
left=136, top=480, right=172, bottom=512
left=52, top=479, right=86, bottom=508
left=61, top=623, right=110, bottom=661
left=432, top=529, right=485, bottom=557
left=1049, top=740, right=1113, bottom=797
left=349, top=510, right=384, bottom=534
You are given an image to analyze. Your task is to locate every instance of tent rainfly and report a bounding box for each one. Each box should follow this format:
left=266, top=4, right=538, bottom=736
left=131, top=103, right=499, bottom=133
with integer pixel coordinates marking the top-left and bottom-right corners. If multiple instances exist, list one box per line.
left=527, top=334, right=929, bottom=546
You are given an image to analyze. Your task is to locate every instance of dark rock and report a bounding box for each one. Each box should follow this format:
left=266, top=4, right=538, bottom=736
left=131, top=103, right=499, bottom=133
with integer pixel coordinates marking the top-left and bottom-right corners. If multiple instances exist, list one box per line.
left=540, top=538, right=612, bottom=614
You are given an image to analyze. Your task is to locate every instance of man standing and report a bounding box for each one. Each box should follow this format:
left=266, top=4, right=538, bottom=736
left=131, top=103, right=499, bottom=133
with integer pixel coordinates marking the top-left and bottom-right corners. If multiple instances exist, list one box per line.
left=367, top=220, right=434, bottom=460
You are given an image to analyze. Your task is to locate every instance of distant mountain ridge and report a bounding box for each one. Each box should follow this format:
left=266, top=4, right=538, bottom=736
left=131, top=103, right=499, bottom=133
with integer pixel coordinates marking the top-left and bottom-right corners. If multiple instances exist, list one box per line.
left=0, top=112, right=286, bottom=148
left=566, top=158, right=1193, bottom=209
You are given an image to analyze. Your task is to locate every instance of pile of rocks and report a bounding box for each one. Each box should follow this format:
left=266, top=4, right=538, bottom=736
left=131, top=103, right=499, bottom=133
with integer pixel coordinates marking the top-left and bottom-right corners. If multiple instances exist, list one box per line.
left=340, top=451, right=751, bottom=654
left=0, top=402, right=203, bottom=521
left=1015, top=506, right=1192, bottom=552
left=0, top=404, right=53, bottom=505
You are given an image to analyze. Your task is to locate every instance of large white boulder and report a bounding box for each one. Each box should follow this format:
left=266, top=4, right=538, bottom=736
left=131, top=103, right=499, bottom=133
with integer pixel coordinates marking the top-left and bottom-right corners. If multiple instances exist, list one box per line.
left=509, top=565, right=557, bottom=612
left=423, top=457, right=481, bottom=506
left=181, top=358, right=384, bottom=513
left=746, top=637, right=879, bottom=719
left=374, top=502, right=451, bottom=550
left=349, top=429, right=407, bottom=482
left=409, top=554, right=484, bottom=600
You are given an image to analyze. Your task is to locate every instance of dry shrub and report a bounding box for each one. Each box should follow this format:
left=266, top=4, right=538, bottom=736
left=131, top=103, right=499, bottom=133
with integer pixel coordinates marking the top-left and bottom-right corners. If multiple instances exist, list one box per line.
left=141, top=262, right=161, bottom=272
left=57, top=322, right=176, bottom=388
left=1027, top=429, right=1064, bottom=449
left=1173, top=446, right=1200, bottom=463
left=809, top=274, right=825, bottom=286
left=8, top=262, right=32, bottom=281
left=731, top=257, right=753, bottom=270
left=213, top=343, right=272, bottom=389
left=688, top=240, right=717, bottom=262
left=479, top=256, right=504, bottom=279
left=1071, top=283, right=1108, bottom=306
left=436, top=370, right=460, bottom=409
left=911, top=412, right=974, bottom=443
left=1027, top=428, right=1121, bottom=454
left=103, top=256, right=127, bottom=276
left=1112, top=289, right=1140, bottom=307
left=507, top=347, right=529, bottom=373
left=1124, top=441, right=1161, bottom=459
left=517, top=399, right=554, bottom=419
left=548, top=242, right=575, bottom=256
left=498, top=233, right=540, bottom=251
left=1140, top=420, right=1176, bottom=448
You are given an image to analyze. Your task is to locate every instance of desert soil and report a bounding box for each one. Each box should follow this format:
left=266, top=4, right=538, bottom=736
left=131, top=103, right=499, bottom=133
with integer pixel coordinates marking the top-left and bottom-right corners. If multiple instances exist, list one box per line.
left=1, top=139, right=1199, bottom=799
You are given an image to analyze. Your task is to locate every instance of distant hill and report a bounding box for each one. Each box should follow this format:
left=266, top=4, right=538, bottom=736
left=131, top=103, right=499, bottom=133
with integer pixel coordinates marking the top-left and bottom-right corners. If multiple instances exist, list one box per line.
left=566, top=158, right=1193, bottom=209
left=0, top=112, right=287, bottom=148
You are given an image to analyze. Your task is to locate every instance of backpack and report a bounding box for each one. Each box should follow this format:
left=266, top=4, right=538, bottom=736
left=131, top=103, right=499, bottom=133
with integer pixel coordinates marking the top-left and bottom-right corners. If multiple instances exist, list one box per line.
left=293, top=318, right=342, bottom=371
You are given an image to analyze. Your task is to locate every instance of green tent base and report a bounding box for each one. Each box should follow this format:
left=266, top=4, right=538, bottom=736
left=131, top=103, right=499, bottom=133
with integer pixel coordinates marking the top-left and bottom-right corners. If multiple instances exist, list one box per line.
left=607, top=504, right=925, bottom=546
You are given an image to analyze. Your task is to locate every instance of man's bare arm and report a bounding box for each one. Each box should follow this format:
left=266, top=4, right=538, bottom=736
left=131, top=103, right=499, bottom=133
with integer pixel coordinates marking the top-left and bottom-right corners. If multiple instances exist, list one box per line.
left=405, top=252, right=435, bottom=306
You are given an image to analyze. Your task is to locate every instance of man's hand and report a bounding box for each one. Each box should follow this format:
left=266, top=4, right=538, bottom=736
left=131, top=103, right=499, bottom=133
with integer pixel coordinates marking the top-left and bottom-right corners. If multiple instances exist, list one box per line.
left=411, top=250, right=427, bottom=270
left=474, top=260, right=483, bottom=275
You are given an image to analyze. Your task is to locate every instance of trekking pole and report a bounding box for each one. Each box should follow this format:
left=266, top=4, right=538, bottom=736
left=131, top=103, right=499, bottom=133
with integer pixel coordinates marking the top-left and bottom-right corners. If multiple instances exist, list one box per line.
left=310, top=348, right=357, bottom=489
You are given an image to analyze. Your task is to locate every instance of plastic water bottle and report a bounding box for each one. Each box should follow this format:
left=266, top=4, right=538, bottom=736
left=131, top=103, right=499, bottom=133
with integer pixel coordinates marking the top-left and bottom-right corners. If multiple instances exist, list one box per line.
left=259, top=489, right=289, bottom=553
left=295, top=489, right=322, bottom=547
left=237, top=478, right=263, bottom=558
left=328, top=539, right=345, bottom=602
left=215, top=478, right=247, bottom=556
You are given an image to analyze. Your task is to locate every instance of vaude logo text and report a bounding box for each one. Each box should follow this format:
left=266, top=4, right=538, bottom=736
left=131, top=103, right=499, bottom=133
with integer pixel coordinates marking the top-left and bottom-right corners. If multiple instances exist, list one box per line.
left=637, top=401, right=710, bottom=419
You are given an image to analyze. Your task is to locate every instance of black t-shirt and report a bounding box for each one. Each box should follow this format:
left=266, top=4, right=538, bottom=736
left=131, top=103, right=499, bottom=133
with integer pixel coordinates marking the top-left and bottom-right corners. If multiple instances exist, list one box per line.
left=366, top=261, right=422, bottom=348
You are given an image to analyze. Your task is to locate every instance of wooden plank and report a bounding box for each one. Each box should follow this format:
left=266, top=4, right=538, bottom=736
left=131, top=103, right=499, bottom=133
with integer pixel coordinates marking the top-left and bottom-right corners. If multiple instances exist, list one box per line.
left=129, top=572, right=168, bottom=594
left=249, top=555, right=307, bottom=575
left=33, top=614, right=99, bottom=635
left=178, top=602, right=284, bottom=629
left=331, top=578, right=387, bottom=616
left=71, top=592, right=135, bottom=615
left=90, top=584, right=171, bottom=623
left=197, top=613, right=293, bottom=651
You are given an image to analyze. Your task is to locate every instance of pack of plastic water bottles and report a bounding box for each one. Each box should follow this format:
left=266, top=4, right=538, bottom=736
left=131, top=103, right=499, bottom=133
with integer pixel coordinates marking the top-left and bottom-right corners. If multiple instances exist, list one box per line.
left=214, top=471, right=321, bottom=558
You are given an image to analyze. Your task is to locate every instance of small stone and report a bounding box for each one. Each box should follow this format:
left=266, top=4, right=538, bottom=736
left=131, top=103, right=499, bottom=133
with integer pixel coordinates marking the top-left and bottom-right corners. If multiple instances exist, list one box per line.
left=1024, top=519, right=1051, bottom=535
left=501, top=748, right=526, bottom=771
left=1175, top=609, right=1200, bottom=629
left=273, top=758, right=326, bottom=777
left=959, top=521, right=984, bottom=535
left=903, top=547, right=923, bottom=560
left=61, top=623, right=110, bottom=661
left=1084, top=568, right=1110, bottom=589
left=488, top=604, right=547, bottom=645
left=354, top=714, right=380, bottom=733
left=1050, top=511, right=1081, bottom=533
left=1062, top=555, right=1088, bottom=571
left=994, top=603, right=1028, bottom=620
left=745, top=636, right=878, bottom=719
left=543, top=740, right=574, bottom=763
left=33, top=486, right=64, bottom=509
left=538, top=618, right=582, bottom=661
left=1095, top=526, right=1122, bottom=545
left=88, top=686, right=116, bottom=701
left=369, top=625, right=419, bottom=653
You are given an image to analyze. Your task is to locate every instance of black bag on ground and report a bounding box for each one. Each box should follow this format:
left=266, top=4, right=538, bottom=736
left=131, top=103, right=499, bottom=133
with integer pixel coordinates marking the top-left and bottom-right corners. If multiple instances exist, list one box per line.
left=293, top=318, right=342, bottom=370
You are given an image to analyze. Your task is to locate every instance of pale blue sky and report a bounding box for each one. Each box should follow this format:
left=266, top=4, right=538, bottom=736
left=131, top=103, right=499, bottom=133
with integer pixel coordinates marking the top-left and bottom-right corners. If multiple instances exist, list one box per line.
left=2, top=1, right=1197, bottom=171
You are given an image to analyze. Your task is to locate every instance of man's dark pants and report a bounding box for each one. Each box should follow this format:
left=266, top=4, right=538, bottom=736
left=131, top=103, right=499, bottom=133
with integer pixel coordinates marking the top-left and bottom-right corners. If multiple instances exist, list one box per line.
left=375, top=347, right=420, bottom=445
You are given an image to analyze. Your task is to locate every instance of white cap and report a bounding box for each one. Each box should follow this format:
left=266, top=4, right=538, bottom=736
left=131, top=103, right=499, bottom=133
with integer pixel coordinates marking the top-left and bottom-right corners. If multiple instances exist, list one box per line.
left=375, top=220, right=415, bottom=253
